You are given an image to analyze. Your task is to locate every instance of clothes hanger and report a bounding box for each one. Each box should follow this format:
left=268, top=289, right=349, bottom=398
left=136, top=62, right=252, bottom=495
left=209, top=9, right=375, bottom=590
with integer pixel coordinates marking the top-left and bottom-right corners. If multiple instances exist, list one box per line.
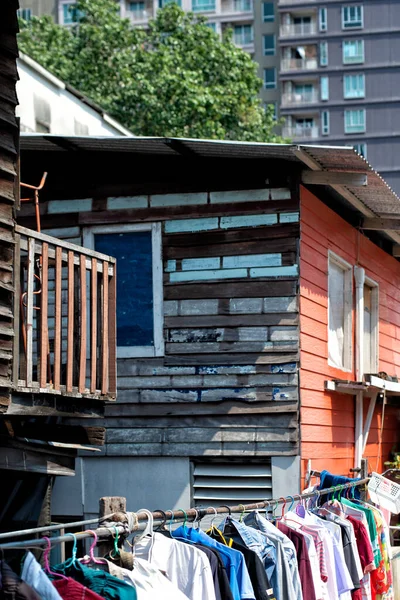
left=135, top=509, right=154, bottom=543
left=79, top=530, right=106, bottom=565
left=63, top=533, right=78, bottom=568
left=154, top=509, right=168, bottom=532
left=42, top=536, right=69, bottom=580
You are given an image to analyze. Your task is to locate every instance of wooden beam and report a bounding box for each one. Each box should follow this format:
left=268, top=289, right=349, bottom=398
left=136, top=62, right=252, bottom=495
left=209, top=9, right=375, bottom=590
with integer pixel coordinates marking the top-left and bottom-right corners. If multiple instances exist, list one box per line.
left=362, top=218, right=400, bottom=230
left=301, top=170, right=367, bottom=186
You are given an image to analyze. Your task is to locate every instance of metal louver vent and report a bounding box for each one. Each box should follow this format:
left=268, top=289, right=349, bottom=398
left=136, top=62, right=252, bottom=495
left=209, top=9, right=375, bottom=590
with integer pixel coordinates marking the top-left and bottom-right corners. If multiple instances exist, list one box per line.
left=192, top=461, right=272, bottom=507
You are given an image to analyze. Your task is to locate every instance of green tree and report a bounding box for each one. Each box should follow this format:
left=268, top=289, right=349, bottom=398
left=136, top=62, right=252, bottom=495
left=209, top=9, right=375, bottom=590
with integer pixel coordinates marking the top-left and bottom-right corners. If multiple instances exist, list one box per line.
left=18, top=0, right=284, bottom=141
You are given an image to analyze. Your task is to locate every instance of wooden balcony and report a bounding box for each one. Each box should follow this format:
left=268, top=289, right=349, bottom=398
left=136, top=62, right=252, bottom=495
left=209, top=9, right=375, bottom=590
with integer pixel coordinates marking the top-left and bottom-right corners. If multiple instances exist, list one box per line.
left=14, top=226, right=117, bottom=401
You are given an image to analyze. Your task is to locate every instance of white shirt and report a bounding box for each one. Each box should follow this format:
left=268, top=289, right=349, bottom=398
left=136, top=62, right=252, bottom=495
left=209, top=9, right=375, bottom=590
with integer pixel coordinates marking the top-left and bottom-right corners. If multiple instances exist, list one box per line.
left=21, top=552, right=63, bottom=600
left=134, top=532, right=216, bottom=600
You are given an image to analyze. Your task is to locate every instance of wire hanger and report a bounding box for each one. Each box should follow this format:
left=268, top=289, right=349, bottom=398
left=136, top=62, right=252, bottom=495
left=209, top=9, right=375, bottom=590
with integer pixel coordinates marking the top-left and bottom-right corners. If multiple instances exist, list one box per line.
left=42, top=537, right=69, bottom=580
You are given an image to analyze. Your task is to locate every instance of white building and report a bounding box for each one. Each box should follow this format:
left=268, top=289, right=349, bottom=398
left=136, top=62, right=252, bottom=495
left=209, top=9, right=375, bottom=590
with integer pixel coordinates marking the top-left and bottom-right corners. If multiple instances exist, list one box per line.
left=17, top=53, right=133, bottom=136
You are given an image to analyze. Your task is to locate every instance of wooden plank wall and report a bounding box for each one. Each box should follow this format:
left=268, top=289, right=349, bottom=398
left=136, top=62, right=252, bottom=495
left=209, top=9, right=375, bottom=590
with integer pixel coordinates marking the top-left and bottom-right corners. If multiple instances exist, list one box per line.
left=36, top=187, right=301, bottom=458
left=300, top=186, right=400, bottom=481
left=0, top=2, right=19, bottom=410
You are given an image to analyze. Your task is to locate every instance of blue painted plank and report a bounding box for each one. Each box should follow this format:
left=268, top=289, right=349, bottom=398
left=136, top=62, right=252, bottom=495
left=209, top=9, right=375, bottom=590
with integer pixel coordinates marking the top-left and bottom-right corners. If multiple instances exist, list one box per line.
left=150, top=192, right=207, bottom=207
left=170, top=268, right=247, bottom=282
left=250, top=265, right=299, bottom=278
left=165, top=260, right=177, bottom=272
left=107, top=196, right=148, bottom=210
left=210, top=188, right=291, bottom=203
left=48, top=199, right=92, bottom=214
left=182, top=257, right=220, bottom=271
left=220, top=214, right=277, bottom=229
left=165, top=217, right=219, bottom=233
left=223, top=253, right=281, bottom=269
left=279, top=212, right=299, bottom=223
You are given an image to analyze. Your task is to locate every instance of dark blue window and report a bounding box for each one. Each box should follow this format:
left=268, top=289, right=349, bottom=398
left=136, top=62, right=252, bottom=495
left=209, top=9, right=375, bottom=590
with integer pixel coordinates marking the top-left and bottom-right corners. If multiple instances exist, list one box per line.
left=95, top=231, right=154, bottom=347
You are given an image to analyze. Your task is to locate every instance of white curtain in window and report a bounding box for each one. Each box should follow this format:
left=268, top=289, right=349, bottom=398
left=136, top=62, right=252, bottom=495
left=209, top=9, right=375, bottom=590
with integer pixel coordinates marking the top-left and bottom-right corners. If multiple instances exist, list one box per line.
left=329, top=262, right=345, bottom=368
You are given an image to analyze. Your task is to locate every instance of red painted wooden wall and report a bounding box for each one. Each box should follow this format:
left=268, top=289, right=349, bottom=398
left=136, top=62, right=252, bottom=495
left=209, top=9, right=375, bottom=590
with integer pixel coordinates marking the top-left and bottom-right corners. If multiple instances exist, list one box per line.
left=300, top=186, right=400, bottom=483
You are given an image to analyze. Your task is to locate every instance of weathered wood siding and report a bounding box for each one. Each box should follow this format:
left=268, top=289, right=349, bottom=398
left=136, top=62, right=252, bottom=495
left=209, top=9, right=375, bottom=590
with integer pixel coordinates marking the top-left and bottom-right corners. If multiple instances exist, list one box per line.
left=33, top=187, right=300, bottom=457
left=299, top=186, right=400, bottom=480
left=0, top=2, right=19, bottom=409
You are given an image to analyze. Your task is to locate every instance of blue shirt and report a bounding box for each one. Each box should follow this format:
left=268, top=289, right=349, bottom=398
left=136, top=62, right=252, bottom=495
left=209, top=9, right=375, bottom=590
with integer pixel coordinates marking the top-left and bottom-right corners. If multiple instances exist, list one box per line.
left=173, top=526, right=255, bottom=600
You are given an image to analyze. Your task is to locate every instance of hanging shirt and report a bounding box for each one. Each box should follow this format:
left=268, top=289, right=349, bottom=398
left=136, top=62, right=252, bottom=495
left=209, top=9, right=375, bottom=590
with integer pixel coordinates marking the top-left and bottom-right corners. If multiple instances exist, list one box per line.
left=277, top=522, right=316, bottom=600
left=0, top=561, right=41, bottom=600
left=133, top=531, right=216, bottom=600
left=243, top=512, right=302, bottom=600
left=21, top=553, right=63, bottom=600
left=52, top=559, right=136, bottom=600
left=173, top=525, right=256, bottom=600
left=195, top=543, right=233, bottom=600
left=53, top=578, right=107, bottom=600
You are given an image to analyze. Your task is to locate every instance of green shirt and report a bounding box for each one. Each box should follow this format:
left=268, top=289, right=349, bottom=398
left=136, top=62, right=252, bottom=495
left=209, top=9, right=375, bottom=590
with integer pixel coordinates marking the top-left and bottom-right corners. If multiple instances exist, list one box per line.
left=53, top=560, right=136, bottom=600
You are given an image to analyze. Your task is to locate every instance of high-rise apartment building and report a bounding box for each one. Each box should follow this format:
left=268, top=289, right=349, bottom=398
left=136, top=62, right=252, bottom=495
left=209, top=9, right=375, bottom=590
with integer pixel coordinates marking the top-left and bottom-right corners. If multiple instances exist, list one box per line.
left=18, top=0, right=400, bottom=192
left=278, top=0, right=400, bottom=193
left=18, top=0, right=280, bottom=111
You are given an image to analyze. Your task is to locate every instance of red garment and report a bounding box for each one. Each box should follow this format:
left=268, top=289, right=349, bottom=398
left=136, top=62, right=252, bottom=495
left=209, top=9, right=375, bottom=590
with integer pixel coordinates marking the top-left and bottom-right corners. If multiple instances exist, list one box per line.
left=53, top=577, right=106, bottom=600
left=277, top=522, right=316, bottom=600
left=347, top=516, right=374, bottom=573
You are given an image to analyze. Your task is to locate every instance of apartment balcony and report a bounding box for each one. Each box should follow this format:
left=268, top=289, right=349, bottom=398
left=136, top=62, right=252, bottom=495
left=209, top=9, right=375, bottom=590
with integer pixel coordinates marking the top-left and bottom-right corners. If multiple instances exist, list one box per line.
left=280, top=22, right=317, bottom=37
left=14, top=226, right=117, bottom=401
left=221, top=0, right=253, bottom=16
left=281, top=57, right=318, bottom=72
left=282, top=126, right=319, bottom=139
left=281, top=90, right=319, bottom=106
left=129, top=8, right=152, bottom=22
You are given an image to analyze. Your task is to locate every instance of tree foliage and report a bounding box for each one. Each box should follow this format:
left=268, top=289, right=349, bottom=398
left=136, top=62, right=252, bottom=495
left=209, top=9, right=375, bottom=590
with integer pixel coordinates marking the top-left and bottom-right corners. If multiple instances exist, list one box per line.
left=18, top=0, right=284, bottom=141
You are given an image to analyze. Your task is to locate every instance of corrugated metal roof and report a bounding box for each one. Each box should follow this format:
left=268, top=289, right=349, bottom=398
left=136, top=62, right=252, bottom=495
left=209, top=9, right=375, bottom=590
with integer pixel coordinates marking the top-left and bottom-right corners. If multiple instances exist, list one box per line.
left=20, top=134, right=400, bottom=221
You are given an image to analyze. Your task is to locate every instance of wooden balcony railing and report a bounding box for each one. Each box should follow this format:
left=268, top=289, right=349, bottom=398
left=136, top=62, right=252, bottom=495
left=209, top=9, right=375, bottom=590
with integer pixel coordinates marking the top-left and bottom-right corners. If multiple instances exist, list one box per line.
left=14, top=226, right=117, bottom=400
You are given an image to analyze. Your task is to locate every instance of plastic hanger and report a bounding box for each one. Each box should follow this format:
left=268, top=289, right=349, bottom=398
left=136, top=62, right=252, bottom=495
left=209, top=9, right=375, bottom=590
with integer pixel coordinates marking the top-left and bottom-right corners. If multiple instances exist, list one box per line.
left=135, top=509, right=154, bottom=542
left=79, top=530, right=106, bottom=565
left=42, top=536, right=69, bottom=580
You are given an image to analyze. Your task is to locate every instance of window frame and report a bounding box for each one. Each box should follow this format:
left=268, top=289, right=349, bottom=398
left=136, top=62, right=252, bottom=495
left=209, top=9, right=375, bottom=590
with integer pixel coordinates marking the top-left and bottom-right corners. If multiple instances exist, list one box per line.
left=320, top=41, right=328, bottom=66
left=363, top=275, right=379, bottom=374
left=263, top=34, right=275, bottom=56
left=344, top=73, right=365, bottom=99
left=343, top=40, right=364, bottom=64
left=264, top=67, right=276, bottom=89
left=263, top=2, right=274, bottom=22
left=321, top=110, right=330, bottom=135
left=328, top=251, right=353, bottom=372
left=320, top=75, right=329, bottom=101
left=319, top=7, right=327, bottom=32
left=353, top=142, right=367, bottom=158
left=345, top=108, right=366, bottom=133
left=83, top=222, right=164, bottom=359
left=342, top=5, right=363, bottom=29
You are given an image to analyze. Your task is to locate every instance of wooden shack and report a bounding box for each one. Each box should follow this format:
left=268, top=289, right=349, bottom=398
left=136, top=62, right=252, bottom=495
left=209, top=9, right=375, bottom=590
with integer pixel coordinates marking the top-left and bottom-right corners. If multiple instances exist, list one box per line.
left=18, top=136, right=400, bottom=517
left=0, top=4, right=117, bottom=530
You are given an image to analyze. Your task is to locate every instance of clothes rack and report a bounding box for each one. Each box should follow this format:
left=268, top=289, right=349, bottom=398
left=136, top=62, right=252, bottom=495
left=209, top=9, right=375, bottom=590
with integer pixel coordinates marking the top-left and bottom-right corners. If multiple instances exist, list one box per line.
left=0, top=476, right=369, bottom=551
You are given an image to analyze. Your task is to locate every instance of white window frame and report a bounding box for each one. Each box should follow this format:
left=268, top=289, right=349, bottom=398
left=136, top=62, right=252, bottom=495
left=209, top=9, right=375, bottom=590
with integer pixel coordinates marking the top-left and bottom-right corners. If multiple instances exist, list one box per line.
left=320, top=41, right=328, bottom=66
left=319, top=7, right=327, bottom=32
left=83, top=223, right=164, bottom=359
left=321, top=110, right=330, bottom=135
left=353, top=142, right=367, bottom=158
left=328, top=251, right=353, bottom=371
left=344, top=73, right=365, bottom=99
left=345, top=108, right=366, bottom=133
left=343, top=40, right=364, bottom=64
left=363, top=275, right=379, bottom=374
left=264, top=67, right=276, bottom=89
left=320, top=76, right=329, bottom=101
left=342, top=5, right=363, bottom=29
left=263, top=34, right=275, bottom=56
